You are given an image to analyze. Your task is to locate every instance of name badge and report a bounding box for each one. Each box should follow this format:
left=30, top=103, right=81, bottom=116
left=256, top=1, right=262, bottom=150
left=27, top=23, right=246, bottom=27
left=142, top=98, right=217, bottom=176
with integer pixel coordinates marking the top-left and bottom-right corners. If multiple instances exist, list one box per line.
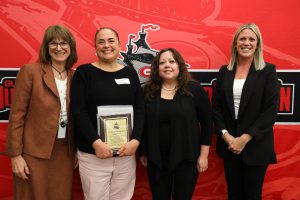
left=115, top=78, right=130, bottom=85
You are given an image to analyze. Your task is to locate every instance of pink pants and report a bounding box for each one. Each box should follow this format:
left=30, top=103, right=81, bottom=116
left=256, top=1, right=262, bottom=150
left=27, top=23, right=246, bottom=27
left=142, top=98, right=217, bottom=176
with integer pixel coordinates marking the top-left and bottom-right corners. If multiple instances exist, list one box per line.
left=77, top=150, right=136, bottom=200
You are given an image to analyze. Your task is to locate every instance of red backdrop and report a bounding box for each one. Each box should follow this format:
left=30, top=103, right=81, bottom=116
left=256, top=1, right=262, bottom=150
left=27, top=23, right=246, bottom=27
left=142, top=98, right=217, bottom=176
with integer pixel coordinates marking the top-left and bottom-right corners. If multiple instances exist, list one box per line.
left=0, top=0, right=299, bottom=199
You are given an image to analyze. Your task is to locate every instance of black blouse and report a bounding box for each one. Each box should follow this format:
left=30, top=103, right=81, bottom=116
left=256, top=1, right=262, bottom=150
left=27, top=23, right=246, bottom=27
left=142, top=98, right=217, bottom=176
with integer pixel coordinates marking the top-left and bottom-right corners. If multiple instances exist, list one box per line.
left=141, top=81, right=213, bottom=171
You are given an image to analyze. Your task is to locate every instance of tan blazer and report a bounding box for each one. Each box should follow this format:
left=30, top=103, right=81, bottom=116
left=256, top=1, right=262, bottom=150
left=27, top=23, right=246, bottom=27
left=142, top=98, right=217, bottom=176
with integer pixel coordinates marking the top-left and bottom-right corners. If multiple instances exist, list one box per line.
left=5, top=63, right=75, bottom=159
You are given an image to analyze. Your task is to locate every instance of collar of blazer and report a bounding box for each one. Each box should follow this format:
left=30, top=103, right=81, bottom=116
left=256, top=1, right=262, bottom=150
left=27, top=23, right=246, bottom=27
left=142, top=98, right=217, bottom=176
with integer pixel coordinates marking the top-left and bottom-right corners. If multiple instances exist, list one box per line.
left=224, top=63, right=259, bottom=119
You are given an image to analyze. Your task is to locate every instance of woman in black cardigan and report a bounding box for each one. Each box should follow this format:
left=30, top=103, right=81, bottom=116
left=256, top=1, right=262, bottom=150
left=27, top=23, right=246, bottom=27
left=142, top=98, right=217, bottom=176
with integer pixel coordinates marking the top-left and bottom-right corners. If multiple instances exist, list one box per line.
left=212, top=23, right=280, bottom=200
left=140, top=48, right=213, bottom=200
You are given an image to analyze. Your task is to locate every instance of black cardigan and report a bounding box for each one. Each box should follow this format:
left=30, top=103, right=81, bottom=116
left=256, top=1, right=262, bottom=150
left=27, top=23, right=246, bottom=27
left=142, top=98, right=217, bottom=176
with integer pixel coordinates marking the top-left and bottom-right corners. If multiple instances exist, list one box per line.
left=141, top=81, right=213, bottom=171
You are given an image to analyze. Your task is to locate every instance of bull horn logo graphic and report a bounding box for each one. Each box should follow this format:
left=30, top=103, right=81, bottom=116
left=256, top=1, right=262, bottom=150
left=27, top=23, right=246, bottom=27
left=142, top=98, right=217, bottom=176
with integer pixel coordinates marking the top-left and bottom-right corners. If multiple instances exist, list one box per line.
left=120, top=24, right=159, bottom=84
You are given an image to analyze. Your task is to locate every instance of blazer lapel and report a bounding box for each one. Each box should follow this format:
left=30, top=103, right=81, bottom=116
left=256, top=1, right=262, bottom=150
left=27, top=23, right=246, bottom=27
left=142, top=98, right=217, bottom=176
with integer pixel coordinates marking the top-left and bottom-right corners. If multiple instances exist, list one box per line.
left=224, top=67, right=235, bottom=118
left=237, top=64, right=258, bottom=118
left=42, top=64, right=59, bottom=98
left=66, top=69, right=73, bottom=114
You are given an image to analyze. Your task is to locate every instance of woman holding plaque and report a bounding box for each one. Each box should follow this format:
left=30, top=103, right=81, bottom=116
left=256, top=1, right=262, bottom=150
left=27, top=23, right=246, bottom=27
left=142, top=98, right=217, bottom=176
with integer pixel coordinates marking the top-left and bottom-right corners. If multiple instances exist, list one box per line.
left=212, top=23, right=279, bottom=200
left=140, top=48, right=213, bottom=199
left=71, top=27, right=144, bottom=200
left=4, top=25, right=78, bottom=200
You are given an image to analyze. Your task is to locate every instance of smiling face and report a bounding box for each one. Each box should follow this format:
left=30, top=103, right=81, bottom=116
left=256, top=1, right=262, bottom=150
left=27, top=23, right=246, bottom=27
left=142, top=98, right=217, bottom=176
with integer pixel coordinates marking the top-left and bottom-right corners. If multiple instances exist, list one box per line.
left=158, top=51, right=180, bottom=82
left=235, top=28, right=258, bottom=60
left=95, top=28, right=121, bottom=63
left=48, top=38, right=70, bottom=65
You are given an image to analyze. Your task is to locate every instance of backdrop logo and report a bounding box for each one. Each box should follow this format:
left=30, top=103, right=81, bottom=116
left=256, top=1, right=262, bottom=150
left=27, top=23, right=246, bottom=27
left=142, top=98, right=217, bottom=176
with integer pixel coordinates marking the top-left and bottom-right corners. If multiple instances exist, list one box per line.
left=120, top=24, right=159, bottom=83
left=0, top=69, right=18, bottom=121
left=0, top=77, right=15, bottom=112
left=278, top=79, right=294, bottom=115
left=0, top=69, right=298, bottom=124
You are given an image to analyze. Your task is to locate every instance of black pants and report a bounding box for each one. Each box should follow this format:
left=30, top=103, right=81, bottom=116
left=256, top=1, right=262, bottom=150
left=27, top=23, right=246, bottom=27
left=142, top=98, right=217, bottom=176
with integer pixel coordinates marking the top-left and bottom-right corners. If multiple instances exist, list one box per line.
left=223, top=157, right=268, bottom=200
left=147, top=160, right=198, bottom=200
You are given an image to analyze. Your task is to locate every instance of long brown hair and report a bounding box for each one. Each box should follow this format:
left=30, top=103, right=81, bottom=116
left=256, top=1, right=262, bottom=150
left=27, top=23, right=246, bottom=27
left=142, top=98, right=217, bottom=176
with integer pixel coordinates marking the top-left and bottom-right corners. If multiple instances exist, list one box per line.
left=144, top=48, right=191, bottom=100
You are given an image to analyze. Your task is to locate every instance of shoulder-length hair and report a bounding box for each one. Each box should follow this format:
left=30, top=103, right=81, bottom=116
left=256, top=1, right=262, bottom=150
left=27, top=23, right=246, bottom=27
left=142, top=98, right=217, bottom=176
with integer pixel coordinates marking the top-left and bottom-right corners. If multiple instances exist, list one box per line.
left=227, top=23, right=265, bottom=71
left=144, top=48, right=191, bottom=100
left=39, top=25, right=78, bottom=69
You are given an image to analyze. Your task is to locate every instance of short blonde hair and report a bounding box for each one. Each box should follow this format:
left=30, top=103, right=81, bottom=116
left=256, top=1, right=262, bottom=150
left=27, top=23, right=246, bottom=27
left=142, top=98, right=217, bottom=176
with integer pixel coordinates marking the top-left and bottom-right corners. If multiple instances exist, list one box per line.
left=228, top=23, right=265, bottom=71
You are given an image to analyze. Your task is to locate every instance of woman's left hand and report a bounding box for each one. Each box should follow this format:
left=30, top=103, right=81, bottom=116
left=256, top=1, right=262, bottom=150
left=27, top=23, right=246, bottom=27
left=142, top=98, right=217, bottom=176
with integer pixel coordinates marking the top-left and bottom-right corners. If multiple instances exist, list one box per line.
left=139, top=155, right=148, bottom=167
left=118, top=139, right=140, bottom=157
left=197, top=155, right=208, bottom=172
left=228, top=133, right=252, bottom=154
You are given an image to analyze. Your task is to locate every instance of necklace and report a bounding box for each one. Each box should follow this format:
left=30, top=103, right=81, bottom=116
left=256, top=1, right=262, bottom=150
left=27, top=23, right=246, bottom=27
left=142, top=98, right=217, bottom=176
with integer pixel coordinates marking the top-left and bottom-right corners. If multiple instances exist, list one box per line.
left=55, top=78, right=68, bottom=128
left=162, top=85, right=176, bottom=91
left=51, top=63, right=66, bottom=79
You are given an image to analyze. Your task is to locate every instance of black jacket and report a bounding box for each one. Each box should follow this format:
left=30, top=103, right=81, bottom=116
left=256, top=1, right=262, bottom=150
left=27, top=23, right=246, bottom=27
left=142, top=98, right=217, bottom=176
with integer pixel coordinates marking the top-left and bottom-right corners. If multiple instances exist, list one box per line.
left=141, top=81, right=213, bottom=171
left=212, top=62, right=280, bottom=165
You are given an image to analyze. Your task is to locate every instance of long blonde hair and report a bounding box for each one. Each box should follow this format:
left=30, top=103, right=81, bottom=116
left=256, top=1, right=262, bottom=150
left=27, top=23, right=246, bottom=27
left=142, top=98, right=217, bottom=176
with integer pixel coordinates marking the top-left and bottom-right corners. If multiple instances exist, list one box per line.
left=228, top=23, right=265, bottom=71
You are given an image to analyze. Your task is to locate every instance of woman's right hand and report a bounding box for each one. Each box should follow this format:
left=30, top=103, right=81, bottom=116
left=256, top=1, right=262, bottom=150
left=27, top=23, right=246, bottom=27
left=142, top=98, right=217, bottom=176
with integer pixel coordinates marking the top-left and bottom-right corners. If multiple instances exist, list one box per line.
left=92, top=139, right=113, bottom=159
left=11, top=155, right=30, bottom=180
left=222, top=132, right=235, bottom=146
left=139, top=155, right=147, bottom=167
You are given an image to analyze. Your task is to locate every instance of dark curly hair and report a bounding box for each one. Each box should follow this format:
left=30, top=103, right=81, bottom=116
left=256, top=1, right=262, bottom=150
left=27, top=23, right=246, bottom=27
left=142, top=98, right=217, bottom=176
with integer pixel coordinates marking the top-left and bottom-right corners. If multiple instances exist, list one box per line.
left=144, top=48, right=191, bottom=100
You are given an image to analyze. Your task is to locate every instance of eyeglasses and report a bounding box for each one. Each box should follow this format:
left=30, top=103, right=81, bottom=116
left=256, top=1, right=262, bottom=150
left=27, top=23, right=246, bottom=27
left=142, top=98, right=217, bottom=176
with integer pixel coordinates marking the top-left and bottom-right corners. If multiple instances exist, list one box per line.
left=48, top=41, right=70, bottom=49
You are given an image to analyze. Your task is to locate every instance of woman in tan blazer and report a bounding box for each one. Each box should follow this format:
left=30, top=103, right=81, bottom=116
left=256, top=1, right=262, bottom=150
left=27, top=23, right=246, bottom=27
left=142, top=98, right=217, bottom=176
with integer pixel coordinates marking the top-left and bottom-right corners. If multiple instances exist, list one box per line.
left=5, top=25, right=78, bottom=200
